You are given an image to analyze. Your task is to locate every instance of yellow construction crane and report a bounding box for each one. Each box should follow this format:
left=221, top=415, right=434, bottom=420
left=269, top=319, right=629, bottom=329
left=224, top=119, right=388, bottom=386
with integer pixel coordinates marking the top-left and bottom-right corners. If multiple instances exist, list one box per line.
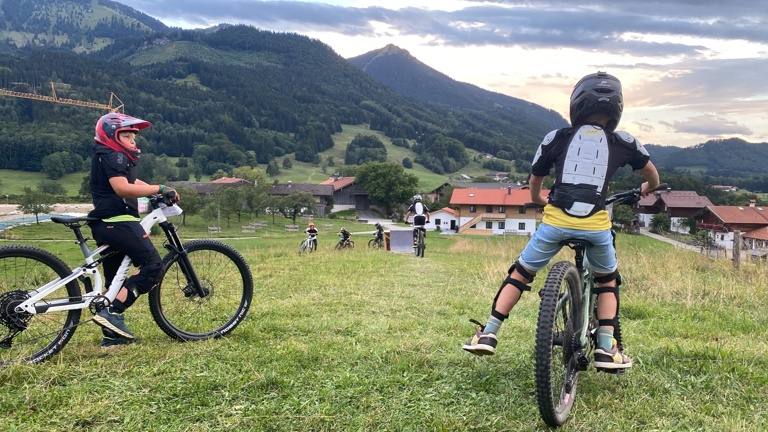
left=0, top=82, right=123, bottom=112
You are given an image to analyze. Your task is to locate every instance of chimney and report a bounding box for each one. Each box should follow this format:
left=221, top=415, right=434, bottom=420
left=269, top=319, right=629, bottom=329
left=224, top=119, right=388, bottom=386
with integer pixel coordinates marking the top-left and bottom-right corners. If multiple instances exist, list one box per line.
left=749, top=199, right=756, bottom=207
left=333, top=173, right=340, bottom=181
left=507, top=185, right=512, bottom=195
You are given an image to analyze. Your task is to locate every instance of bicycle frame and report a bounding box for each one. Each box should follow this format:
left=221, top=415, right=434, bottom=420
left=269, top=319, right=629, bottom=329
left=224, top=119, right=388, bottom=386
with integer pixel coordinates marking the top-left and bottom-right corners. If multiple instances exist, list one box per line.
left=14, top=197, right=188, bottom=316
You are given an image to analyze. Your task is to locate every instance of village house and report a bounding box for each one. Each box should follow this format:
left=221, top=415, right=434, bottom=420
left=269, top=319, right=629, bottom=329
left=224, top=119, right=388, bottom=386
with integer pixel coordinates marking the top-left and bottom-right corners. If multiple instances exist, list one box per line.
left=634, top=190, right=714, bottom=233
left=449, top=186, right=543, bottom=235
left=695, top=201, right=768, bottom=251
left=425, top=181, right=524, bottom=205
left=319, top=175, right=370, bottom=212
left=268, top=182, right=335, bottom=217
left=423, top=207, right=458, bottom=232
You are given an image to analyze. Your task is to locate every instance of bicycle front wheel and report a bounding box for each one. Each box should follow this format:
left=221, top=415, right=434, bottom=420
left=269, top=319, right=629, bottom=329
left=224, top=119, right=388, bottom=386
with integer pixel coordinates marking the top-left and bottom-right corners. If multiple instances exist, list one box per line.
left=149, top=240, right=253, bottom=341
left=368, top=238, right=378, bottom=249
left=535, top=261, right=581, bottom=427
left=0, top=245, right=82, bottom=365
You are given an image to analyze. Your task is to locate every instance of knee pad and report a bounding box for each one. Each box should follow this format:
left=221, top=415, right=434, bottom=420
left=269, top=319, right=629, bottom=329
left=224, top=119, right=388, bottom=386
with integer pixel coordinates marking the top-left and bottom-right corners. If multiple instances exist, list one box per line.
left=593, top=275, right=620, bottom=328
left=490, top=263, right=534, bottom=321
left=125, top=258, right=164, bottom=296
left=507, top=261, right=535, bottom=284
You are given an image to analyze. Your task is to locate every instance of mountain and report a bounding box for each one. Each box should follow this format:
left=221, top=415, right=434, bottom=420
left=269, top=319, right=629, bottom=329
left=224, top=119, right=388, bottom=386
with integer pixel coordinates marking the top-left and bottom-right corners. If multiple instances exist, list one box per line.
left=0, top=0, right=168, bottom=53
left=651, top=138, right=768, bottom=178
left=348, top=44, right=568, bottom=146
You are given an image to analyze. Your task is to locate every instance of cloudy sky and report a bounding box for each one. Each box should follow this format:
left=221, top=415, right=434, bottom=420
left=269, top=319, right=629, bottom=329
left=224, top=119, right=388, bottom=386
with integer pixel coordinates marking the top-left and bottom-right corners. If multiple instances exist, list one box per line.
left=119, top=0, right=768, bottom=148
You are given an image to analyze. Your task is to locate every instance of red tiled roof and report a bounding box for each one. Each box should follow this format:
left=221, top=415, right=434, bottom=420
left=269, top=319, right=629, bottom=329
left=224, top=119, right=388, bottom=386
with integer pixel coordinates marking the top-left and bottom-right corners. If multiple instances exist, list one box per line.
left=637, top=190, right=712, bottom=208
left=320, top=176, right=356, bottom=191
left=450, top=188, right=545, bottom=206
left=743, top=226, right=768, bottom=240
left=432, top=207, right=456, bottom=216
left=706, top=206, right=768, bottom=224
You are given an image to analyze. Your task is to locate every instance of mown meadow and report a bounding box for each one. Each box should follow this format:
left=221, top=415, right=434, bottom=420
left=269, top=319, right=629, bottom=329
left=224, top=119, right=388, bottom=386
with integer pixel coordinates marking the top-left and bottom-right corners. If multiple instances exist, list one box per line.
left=1, top=214, right=767, bottom=431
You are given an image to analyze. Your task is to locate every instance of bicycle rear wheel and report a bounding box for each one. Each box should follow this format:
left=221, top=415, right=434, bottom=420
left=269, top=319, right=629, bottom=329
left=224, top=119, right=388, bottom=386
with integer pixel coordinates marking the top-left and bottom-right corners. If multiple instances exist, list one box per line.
left=416, top=230, right=425, bottom=257
left=149, top=240, right=253, bottom=341
left=0, top=245, right=82, bottom=365
left=535, top=261, right=582, bottom=427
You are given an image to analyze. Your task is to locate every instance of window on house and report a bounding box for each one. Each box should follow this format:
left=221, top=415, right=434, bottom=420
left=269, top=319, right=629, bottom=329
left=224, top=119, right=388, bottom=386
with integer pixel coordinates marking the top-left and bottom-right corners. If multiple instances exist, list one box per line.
left=486, top=205, right=494, bottom=213
left=485, top=221, right=492, bottom=229
left=469, top=205, right=476, bottom=213
left=519, top=206, right=526, bottom=214
left=435, top=218, right=441, bottom=226
left=471, top=224, right=476, bottom=229
left=499, top=221, right=505, bottom=229
left=518, top=222, right=526, bottom=230
left=499, top=206, right=505, bottom=213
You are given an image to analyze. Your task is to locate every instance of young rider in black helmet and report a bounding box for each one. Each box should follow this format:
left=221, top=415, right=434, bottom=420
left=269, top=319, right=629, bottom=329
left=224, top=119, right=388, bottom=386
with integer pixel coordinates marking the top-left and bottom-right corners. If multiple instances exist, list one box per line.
left=404, top=195, right=430, bottom=246
left=88, top=112, right=180, bottom=348
left=373, top=222, right=384, bottom=244
left=463, top=72, right=660, bottom=371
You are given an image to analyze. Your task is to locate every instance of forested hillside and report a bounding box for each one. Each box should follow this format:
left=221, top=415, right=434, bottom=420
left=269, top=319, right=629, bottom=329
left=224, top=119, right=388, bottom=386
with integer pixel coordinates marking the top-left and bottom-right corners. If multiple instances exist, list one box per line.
left=0, top=23, right=566, bottom=180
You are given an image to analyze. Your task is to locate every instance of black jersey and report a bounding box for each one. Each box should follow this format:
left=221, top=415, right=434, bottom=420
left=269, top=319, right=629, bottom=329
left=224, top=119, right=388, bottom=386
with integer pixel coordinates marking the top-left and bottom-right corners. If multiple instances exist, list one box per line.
left=88, top=143, right=140, bottom=220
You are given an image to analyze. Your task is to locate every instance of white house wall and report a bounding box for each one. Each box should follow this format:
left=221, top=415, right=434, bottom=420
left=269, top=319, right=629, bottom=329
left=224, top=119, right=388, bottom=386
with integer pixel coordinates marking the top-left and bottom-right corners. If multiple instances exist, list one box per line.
left=458, top=217, right=536, bottom=235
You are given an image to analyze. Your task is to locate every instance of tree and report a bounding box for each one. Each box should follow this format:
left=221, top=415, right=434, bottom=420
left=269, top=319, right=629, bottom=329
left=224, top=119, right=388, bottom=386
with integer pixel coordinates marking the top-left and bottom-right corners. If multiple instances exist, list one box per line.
left=611, top=204, right=635, bottom=228
left=402, top=157, right=413, bottom=169
left=265, top=195, right=283, bottom=223
left=650, top=213, right=671, bottom=234
left=355, top=162, right=419, bottom=214
left=221, top=187, right=245, bottom=225
left=278, top=191, right=316, bottom=224
left=266, top=159, right=280, bottom=177
left=345, top=134, right=387, bottom=165
left=17, top=187, right=54, bottom=224
left=38, top=179, right=66, bottom=196
left=173, top=185, right=202, bottom=226
left=282, top=157, right=293, bottom=169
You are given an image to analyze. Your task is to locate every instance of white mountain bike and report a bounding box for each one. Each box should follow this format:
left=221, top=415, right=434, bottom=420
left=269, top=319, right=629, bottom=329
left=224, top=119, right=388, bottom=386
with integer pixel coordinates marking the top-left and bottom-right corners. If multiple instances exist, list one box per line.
left=0, top=192, right=253, bottom=365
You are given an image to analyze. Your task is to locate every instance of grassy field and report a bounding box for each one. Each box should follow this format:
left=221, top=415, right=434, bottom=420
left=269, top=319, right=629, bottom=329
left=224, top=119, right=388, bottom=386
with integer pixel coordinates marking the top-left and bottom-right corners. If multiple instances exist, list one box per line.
left=1, top=212, right=767, bottom=431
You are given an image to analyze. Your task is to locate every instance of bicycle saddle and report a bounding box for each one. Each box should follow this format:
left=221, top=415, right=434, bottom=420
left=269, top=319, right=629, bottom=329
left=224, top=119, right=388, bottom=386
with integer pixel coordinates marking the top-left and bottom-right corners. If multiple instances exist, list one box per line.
left=559, top=238, right=593, bottom=248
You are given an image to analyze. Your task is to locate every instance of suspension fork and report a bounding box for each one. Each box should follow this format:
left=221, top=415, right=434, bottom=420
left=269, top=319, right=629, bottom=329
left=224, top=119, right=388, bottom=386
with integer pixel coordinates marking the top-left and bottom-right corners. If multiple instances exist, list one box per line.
left=161, top=221, right=209, bottom=298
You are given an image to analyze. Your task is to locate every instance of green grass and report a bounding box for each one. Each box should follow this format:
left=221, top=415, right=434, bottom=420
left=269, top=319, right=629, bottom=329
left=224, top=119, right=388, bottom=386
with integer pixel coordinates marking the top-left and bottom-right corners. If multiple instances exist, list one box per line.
left=0, top=170, right=85, bottom=198
left=1, top=212, right=767, bottom=431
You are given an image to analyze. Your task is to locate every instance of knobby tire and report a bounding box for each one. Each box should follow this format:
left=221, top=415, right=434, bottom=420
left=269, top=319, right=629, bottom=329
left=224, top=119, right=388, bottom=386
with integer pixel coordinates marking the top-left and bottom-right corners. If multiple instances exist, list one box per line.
left=535, top=261, right=582, bottom=427
left=148, top=240, right=253, bottom=341
left=0, top=245, right=82, bottom=364
left=415, top=230, right=425, bottom=257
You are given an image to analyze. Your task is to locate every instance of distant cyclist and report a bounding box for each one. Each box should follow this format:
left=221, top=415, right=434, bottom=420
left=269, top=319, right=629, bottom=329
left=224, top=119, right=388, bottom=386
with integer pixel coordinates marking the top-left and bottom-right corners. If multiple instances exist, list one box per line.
left=338, top=227, right=352, bottom=247
left=305, top=222, right=318, bottom=250
left=373, top=222, right=384, bottom=245
left=404, top=195, right=430, bottom=246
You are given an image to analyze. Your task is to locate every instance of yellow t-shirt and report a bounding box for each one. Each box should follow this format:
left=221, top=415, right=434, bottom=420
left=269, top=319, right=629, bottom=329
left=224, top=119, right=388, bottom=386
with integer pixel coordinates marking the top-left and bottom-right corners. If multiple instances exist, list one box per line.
left=541, top=205, right=612, bottom=231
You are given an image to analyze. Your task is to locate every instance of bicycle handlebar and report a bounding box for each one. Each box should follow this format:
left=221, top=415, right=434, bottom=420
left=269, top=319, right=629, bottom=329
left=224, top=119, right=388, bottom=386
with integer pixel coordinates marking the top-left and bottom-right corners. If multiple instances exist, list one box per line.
left=524, top=183, right=670, bottom=209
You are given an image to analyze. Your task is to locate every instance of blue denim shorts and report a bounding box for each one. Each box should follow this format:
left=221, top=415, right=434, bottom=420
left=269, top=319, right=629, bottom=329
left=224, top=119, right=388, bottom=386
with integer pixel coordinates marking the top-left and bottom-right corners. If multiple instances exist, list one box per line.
left=518, top=223, right=617, bottom=274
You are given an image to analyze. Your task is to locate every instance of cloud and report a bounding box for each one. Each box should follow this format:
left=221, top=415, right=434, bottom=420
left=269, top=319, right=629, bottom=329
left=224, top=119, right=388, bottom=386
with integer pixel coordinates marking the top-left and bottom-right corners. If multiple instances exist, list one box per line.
left=121, top=0, right=768, bottom=57
left=661, top=114, right=753, bottom=136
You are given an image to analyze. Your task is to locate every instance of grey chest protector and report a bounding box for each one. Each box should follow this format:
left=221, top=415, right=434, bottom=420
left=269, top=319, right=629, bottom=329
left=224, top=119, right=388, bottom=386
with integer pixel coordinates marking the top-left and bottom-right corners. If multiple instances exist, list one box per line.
left=549, top=126, right=609, bottom=218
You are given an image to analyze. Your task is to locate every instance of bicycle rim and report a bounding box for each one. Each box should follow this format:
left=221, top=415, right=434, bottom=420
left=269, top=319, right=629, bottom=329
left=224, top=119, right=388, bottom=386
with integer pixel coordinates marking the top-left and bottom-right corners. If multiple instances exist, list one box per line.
left=149, top=240, right=253, bottom=341
left=0, top=246, right=82, bottom=365
left=535, top=261, right=581, bottom=427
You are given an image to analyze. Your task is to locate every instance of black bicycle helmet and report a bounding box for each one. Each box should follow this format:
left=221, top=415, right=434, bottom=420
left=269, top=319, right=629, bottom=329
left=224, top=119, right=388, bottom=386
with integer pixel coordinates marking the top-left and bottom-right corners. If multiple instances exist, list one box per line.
left=569, top=71, right=623, bottom=132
